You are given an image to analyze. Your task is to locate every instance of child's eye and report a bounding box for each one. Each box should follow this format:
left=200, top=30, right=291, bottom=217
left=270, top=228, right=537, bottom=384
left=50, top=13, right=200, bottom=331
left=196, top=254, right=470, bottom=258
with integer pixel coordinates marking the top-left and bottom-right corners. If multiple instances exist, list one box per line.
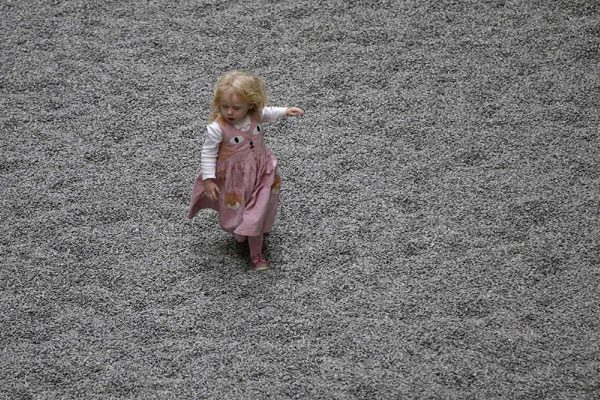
left=229, top=136, right=245, bottom=144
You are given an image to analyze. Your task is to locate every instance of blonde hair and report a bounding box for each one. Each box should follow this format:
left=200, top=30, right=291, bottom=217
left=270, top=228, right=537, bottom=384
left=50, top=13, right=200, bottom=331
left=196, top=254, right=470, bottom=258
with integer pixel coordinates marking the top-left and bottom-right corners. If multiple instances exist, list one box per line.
left=210, top=71, right=268, bottom=122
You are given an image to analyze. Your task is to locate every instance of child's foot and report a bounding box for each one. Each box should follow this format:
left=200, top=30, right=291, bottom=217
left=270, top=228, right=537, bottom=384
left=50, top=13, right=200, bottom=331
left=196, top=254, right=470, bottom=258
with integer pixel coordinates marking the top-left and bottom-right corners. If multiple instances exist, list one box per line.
left=251, top=254, right=270, bottom=271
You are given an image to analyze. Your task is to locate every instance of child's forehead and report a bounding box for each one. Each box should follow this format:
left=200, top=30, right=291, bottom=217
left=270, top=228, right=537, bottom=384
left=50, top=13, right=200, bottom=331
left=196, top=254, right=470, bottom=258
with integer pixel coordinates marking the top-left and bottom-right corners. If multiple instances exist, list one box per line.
left=220, top=88, right=247, bottom=105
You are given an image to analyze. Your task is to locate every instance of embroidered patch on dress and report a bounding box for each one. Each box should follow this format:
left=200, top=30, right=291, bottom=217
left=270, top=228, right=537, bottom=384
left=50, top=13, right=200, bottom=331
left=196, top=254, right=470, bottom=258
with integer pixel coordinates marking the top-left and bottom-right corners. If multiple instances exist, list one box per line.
left=225, top=191, right=242, bottom=210
left=271, top=175, right=281, bottom=195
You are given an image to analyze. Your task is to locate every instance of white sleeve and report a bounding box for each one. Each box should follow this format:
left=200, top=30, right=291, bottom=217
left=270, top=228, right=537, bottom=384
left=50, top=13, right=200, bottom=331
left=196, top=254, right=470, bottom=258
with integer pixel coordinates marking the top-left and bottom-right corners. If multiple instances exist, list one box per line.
left=260, top=107, right=287, bottom=123
left=200, top=122, right=223, bottom=180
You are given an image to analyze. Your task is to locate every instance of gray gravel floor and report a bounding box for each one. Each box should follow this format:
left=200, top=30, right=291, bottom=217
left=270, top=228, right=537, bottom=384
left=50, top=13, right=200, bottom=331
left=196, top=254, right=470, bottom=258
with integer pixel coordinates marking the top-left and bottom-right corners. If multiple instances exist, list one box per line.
left=1, top=0, right=599, bottom=398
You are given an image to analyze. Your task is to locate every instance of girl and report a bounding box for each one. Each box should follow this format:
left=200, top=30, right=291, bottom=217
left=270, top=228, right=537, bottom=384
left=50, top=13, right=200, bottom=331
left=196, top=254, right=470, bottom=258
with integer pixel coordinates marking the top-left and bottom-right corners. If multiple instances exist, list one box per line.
left=187, top=71, right=304, bottom=271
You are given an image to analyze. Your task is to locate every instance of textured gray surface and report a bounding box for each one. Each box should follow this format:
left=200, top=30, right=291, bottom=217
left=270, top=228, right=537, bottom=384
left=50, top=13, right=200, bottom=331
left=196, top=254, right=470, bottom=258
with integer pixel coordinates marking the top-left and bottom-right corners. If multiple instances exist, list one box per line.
left=1, top=0, right=599, bottom=398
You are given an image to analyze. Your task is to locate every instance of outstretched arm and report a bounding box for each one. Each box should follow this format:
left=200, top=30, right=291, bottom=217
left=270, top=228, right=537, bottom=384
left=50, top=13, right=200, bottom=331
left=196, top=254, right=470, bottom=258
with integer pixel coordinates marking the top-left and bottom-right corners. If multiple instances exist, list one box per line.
left=286, top=107, right=304, bottom=117
left=261, top=106, right=305, bottom=122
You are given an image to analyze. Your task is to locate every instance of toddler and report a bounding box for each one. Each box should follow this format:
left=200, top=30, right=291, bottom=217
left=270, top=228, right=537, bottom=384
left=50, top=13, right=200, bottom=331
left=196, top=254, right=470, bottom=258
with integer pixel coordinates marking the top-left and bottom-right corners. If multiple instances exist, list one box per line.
left=187, top=71, right=304, bottom=271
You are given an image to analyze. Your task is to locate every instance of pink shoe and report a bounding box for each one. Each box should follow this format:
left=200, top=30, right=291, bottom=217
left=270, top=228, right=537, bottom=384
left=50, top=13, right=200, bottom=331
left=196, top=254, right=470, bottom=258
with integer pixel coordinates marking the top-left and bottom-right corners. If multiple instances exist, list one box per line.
left=251, top=254, right=270, bottom=271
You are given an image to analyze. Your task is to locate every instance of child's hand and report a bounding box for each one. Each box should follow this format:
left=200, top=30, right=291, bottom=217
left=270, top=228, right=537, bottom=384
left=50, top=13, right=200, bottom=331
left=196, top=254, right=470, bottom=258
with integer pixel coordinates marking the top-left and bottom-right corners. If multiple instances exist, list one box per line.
left=286, top=107, right=304, bottom=118
left=203, top=179, right=221, bottom=201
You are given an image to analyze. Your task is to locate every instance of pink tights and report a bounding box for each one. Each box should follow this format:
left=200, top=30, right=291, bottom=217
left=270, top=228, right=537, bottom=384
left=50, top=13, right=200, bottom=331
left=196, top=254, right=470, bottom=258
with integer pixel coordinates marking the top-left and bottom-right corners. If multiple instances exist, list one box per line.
left=248, top=235, right=264, bottom=258
left=234, top=234, right=264, bottom=258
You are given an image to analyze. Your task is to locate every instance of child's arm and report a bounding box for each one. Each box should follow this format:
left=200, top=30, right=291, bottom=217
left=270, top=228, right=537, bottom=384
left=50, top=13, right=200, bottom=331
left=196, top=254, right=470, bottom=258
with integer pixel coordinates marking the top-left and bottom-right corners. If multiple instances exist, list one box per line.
left=286, top=107, right=304, bottom=117
left=203, top=179, right=220, bottom=201
left=201, top=122, right=222, bottom=201
left=260, top=106, right=304, bottom=123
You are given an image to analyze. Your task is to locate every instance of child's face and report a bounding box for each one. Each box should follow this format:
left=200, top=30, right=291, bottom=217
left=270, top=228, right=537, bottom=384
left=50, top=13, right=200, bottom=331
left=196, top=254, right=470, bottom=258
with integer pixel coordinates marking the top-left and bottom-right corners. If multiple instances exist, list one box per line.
left=219, top=89, right=251, bottom=124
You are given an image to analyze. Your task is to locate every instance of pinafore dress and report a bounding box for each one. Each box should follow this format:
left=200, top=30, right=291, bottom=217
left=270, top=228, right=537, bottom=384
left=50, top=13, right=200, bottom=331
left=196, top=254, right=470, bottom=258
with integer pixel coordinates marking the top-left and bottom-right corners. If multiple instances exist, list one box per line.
left=187, top=116, right=281, bottom=237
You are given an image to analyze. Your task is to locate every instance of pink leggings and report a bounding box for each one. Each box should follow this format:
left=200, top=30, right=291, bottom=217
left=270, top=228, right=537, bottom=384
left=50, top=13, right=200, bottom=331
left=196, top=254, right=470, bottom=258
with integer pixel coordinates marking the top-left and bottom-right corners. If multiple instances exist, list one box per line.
left=235, top=234, right=263, bottom=257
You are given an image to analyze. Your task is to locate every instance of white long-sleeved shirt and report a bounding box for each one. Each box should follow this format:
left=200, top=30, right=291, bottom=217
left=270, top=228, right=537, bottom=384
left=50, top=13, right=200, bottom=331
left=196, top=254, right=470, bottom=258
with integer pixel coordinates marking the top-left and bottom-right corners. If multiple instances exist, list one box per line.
left=201, top=107, right=287, bottom=180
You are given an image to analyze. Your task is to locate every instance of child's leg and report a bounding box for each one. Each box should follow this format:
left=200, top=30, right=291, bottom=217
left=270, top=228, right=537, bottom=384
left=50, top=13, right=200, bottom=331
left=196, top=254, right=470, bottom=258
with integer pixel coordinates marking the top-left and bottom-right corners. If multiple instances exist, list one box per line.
left=248, top=234, right=264, bottom=258
left=234, top=233, right=247, bottom=243
left=248, top=234, right=269, bottom=270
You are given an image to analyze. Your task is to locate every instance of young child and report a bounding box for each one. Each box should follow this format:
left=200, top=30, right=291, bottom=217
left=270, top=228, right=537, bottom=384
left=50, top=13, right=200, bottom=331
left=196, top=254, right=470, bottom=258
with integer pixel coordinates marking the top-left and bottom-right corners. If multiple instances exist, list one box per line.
left=187, top=71, right=304, bottom=271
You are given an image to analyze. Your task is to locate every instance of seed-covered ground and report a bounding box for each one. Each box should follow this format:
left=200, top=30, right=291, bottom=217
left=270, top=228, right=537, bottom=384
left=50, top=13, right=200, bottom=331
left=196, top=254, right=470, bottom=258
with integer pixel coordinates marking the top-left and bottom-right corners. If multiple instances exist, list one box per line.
left=1, top=1, right=599, bottom=398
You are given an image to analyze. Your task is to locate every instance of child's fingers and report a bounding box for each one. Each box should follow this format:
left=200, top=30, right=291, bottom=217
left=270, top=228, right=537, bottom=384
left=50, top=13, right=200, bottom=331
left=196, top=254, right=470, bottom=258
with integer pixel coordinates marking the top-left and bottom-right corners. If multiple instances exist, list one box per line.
left=213, top=186, right=221, bottom=200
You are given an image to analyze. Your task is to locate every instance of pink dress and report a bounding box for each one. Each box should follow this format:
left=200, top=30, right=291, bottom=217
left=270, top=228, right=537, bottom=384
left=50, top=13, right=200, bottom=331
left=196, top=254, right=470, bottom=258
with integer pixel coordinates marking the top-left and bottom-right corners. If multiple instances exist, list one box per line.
left=187, top=116, right=281, bottom=237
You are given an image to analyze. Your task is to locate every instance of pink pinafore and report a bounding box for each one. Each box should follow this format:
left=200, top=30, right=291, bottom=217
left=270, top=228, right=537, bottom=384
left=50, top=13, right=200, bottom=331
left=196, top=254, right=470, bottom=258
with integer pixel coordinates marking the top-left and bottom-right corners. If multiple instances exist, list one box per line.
left=187, top=116, right=281, bottom=237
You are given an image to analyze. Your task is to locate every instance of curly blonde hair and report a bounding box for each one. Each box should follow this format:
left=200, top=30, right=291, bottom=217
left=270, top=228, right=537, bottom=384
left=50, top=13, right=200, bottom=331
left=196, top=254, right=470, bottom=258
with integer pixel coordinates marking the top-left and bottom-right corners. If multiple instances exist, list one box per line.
left=209, top=71, right=268, bottom=122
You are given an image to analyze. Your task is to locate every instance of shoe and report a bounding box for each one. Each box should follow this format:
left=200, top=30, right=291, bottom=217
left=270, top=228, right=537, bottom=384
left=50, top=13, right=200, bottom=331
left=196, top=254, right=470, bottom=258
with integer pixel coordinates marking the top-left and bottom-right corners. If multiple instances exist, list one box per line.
left=251, top=254, right=270, bottom=271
